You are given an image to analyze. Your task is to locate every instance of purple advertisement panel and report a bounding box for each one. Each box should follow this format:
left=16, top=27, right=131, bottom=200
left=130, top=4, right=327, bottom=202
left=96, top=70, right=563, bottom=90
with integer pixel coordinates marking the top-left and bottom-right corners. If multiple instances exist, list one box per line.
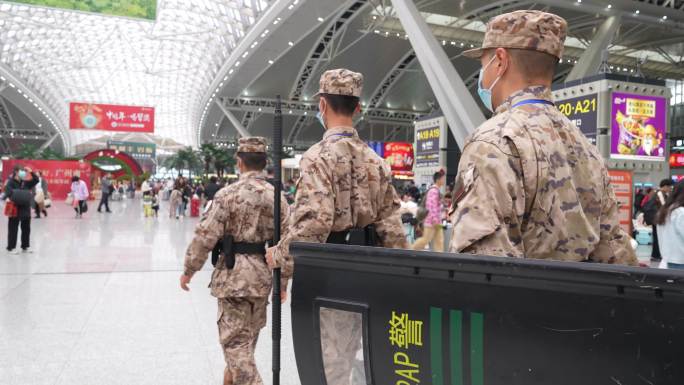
left=611, top=92, right=667, bottom=161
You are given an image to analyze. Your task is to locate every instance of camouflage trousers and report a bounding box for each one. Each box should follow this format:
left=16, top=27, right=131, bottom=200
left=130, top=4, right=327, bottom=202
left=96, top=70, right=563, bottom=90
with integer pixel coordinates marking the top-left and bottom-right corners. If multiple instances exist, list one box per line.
left=217, top=297, right=268, bottom=385
left=320, top=307, right=364, bottom=385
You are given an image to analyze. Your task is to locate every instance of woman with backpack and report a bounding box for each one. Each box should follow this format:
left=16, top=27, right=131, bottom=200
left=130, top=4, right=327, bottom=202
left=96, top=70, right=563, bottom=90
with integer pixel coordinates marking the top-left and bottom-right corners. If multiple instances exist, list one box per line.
left=5, top=165, right=39, bottom=254
left=412, top=171, right=446, bottom=252
left=654, top=180, right=684, bottom=269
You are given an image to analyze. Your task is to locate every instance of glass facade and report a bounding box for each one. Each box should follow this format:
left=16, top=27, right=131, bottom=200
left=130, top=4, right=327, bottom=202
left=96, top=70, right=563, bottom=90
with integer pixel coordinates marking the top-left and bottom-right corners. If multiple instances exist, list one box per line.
left=0, top=0, right=272, bottom=146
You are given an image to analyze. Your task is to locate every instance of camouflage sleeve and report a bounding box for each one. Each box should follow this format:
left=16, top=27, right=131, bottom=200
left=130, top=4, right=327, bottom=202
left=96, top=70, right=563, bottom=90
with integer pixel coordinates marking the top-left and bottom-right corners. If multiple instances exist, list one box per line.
left=589, top=169, right=638, bottom=265
left=275, top=155, right=334, bottom=263
left=448, top=141, right=524, bottom=257
left=278, top=194, right=294, bottom=281
left=374, top=181, right=409, bottom=249
left=183, top=189, right=232, bottom=276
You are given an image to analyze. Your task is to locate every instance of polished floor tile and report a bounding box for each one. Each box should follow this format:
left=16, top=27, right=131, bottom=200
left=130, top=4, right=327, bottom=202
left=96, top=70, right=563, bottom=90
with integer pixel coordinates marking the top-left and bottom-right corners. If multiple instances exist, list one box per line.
left=0, top=198, right=300, bottom=385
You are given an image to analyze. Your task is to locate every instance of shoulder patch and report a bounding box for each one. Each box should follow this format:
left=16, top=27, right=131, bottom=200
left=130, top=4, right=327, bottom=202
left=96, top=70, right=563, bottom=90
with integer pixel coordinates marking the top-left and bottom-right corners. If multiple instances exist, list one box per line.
left=449, top=165, right=478, bottom=215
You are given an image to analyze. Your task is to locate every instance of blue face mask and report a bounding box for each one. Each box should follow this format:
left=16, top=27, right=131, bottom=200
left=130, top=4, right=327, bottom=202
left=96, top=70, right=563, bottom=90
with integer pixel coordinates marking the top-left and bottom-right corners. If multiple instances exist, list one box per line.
left=17, top=170, right=26, bottom=179
left=477, top=55, right=502, bottom=112
left=316, top=111, right=326, bottom=129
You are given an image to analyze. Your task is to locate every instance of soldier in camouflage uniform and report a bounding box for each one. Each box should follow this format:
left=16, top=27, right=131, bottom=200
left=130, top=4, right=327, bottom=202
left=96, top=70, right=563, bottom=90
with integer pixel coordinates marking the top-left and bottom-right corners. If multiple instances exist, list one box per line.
left=448, top=10, right=637, bottom=264
left=180, top=137, right=290, bottom=385
left=266, top=69, right=408, bottom=385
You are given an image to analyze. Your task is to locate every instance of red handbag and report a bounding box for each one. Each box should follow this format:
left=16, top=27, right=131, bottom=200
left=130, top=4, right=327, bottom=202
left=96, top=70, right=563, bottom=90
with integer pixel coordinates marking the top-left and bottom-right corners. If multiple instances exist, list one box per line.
left=4, top=201, right=17, bottom=218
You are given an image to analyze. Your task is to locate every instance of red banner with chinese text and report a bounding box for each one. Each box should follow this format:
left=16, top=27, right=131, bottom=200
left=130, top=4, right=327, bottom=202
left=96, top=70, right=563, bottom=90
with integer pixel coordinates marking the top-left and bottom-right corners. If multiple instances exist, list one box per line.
left=608, top=170, right=633, bottom=236
left=69, top=102, right=154, bottom=133
left=2, top=160, right=92, bottom=200
left=384, top=142, right=414, bottom=172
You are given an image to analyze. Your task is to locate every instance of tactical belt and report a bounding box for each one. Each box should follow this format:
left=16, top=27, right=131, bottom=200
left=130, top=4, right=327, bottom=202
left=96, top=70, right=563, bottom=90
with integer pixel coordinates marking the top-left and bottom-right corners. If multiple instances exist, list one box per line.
left=212, top=235, right=271, bottom=269
left=233, top=242, right=268, bottom=255
left=326, top=224, right=378, bottom=247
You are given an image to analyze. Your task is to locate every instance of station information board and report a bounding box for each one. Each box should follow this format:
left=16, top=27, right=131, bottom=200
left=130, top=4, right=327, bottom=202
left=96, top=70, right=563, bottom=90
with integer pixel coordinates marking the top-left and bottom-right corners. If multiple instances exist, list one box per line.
left=415, top=120, right=442, bottom=168
left=556, top=94, right=598, bottom=144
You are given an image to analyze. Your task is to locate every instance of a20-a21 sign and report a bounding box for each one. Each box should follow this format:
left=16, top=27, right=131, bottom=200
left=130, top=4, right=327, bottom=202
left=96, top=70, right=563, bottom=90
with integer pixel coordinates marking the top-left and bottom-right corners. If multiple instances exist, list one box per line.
left=69, top=102, right=155, bottom=133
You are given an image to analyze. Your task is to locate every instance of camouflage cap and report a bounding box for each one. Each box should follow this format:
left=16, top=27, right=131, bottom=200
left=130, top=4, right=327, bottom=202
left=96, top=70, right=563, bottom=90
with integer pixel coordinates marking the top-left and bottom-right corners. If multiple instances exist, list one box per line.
left=237, top=136, right=267, bottom=153
left=463, top=10, right=567, bottom=59
left=315, top=68, right=363, bottom=98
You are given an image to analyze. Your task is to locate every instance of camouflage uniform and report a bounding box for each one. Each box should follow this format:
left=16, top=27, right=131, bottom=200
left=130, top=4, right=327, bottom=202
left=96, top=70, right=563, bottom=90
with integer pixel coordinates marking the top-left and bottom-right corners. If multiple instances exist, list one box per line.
left=184, top=137, right=290, bottom=385
left=271, top=69, right=408, bottom=385
left=449, top=11, right=637, bottom=264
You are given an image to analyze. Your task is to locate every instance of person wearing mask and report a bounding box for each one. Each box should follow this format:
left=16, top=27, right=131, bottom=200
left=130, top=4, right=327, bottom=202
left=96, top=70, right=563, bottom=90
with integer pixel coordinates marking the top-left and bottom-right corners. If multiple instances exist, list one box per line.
left=412, top=171, right=446, bottom=252
left=33, top=171, right=48, bottom=218
left=97, top=173, right=113, bottom=213
left=266, top=69, right=407, bottom=385
left=643, top=179, right=674, bottom=261
left=448, top=10, right=636, bottom=264
left=71, top=176, right=89, bottom=218
left=5, top=165, right=39, bottom=254
left=204, top=176, right=220, bottom=202
left=654, top=180, right=684, bottom=269
left=180, top=137, right=290, bottom=385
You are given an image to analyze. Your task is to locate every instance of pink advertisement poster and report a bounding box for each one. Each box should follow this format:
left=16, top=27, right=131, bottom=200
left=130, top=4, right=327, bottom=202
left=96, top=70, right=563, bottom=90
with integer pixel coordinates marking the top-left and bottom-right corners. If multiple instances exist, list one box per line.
left=610, top=92, right=667, bottom=161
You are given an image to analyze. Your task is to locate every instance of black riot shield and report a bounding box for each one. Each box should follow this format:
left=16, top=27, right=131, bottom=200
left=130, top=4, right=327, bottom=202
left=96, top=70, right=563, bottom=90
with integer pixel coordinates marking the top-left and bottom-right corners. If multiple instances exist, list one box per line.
left=290, top=243, right=684, bottom=385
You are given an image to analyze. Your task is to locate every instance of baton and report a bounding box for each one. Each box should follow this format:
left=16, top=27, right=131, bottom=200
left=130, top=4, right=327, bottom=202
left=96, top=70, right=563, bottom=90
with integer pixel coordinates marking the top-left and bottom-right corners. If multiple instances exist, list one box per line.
left=272, top=94, right=283, bottom=385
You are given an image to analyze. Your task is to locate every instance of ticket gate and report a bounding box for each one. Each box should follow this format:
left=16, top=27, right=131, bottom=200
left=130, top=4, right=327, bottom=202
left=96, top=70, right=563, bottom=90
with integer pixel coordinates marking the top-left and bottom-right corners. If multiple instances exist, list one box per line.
left=290, top=243, right=684, bottom=385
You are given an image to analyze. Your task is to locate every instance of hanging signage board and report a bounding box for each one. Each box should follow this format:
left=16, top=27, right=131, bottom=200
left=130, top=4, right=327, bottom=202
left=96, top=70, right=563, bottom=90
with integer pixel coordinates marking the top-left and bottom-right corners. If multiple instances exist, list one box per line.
left=107, top=140, right=156, bottom=160
left=415, top=124, right=441, bottom=168
left=6, top=0, right=157, bottom=20
left=69, top=102, right=155, bottom=133
left=556, top=94, right=598, bottom=144
left=414, top=117, right=447, bottom=187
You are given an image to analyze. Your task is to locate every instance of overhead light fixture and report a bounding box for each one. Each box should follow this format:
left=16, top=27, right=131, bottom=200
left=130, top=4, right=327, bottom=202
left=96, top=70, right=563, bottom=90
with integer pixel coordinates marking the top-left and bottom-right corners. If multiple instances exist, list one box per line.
left=607, top=4, right=612, bottom=9
left=317, top=17, right=324, bottom=22
left=663, top=15, right=668, bottom=20
left=288, top=41, right=294, bottom=46
left=635, top=10, right=640, bottom=14
left=268, top=60, right=274, bottom=64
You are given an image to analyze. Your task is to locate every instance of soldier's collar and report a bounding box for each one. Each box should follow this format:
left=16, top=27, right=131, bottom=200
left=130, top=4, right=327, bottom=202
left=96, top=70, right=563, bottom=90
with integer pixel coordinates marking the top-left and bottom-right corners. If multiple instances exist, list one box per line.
left=239, top=170, right=266, bottom=180
left=495, top=85, right=554, bottom=115
left=323, top=126, right=358, bottom=140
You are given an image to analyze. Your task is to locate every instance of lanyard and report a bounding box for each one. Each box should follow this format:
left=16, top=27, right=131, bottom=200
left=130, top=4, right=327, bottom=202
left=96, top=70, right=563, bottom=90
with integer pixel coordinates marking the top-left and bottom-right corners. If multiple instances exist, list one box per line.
left=512, top=99, right=555, bottom=109
left=328, top=133, right=354, bottom=138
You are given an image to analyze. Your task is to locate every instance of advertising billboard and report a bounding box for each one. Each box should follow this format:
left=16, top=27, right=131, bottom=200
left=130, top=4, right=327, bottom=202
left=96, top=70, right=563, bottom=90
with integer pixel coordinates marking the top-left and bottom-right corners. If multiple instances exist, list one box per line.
left=69, top=102, right=155, bottom=133
left=607, top=170, right=633, bottom=236
left=6, top=0, right=157, bottom=20
left=556, top=94, right=598, bottom=144
left=670, top=153, right=684, bottom=168
left=1, top=160, right=91, bottom=200
left=610, top=92, right=667, bottom=161
left=383, top=142, right=414, bottom=172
